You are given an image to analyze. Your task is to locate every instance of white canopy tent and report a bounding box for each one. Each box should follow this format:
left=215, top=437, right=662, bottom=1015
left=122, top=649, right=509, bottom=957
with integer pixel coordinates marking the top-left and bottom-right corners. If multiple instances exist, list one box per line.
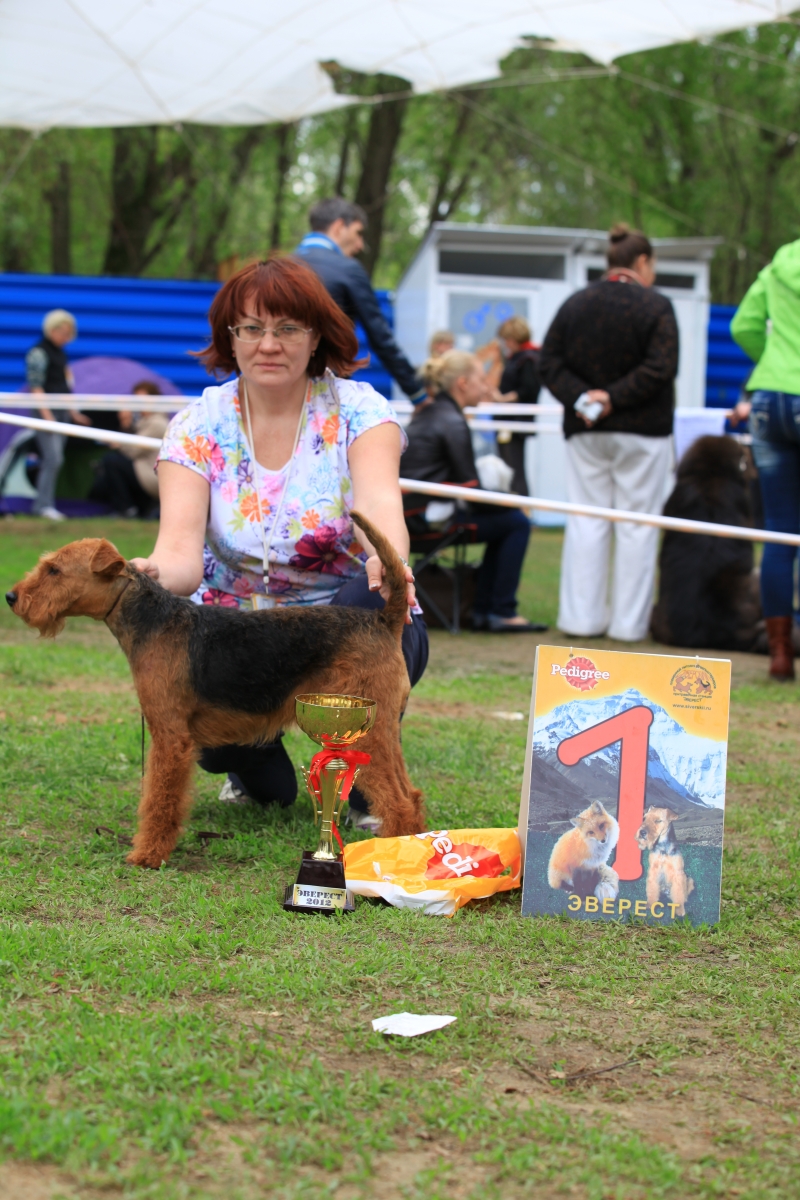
left=0, top=1, right=791, bottom=128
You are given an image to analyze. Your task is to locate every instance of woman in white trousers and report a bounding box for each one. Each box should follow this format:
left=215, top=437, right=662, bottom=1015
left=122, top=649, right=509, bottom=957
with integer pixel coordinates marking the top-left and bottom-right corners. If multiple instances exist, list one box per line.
left=540, top=224, right=679, bottom=641
left=560, top=432, right=673, bottom=640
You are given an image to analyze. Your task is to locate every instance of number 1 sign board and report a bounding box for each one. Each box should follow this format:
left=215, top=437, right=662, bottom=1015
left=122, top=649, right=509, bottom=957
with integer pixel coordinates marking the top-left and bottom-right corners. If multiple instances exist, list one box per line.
left=518, top=646, right=730, bottom=926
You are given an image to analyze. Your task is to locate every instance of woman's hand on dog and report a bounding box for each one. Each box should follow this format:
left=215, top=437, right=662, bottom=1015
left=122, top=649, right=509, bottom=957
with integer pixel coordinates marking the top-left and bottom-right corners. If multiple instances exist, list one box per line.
left=130, top=557, right=160, bottom=580
left=366, top=554, right=416, bottom=623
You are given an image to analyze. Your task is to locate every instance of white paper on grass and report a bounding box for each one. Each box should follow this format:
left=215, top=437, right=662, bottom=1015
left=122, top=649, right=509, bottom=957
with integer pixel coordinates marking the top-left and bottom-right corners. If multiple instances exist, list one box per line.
left=372, top=1012, right=457, bottom=1037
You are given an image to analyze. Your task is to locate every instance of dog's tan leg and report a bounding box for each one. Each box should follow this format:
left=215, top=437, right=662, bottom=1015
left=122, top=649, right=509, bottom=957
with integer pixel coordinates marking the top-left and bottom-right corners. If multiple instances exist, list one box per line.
left=645, top=869, right=660, bottom=908
left=352, top=682, right=425, bottom=837
left=318, top=653, right=425, bottom=837
left=127, top=724, right=195, bottom=869
left=356, top=727, right=425, bottom=837
left=673, top=868, right=692, bottom=917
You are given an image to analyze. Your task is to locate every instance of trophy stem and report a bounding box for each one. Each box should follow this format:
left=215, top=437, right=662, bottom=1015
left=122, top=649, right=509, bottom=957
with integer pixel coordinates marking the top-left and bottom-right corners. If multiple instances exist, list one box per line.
left=314, top=757, right=348, bottom=860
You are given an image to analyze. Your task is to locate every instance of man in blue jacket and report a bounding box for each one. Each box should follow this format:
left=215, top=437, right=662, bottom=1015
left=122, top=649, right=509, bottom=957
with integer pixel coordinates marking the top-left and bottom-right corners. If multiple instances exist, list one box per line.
left=296, top=198, right=426, bottom=403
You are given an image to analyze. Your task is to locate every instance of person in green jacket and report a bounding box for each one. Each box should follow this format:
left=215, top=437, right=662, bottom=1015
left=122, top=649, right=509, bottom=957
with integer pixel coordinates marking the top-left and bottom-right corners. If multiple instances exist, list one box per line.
left=731, top=238, right=800, bottom=681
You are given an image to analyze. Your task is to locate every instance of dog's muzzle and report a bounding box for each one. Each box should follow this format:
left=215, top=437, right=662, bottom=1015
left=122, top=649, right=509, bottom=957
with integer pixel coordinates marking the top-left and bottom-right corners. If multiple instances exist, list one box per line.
left=5, top=591, right=17, bottom=608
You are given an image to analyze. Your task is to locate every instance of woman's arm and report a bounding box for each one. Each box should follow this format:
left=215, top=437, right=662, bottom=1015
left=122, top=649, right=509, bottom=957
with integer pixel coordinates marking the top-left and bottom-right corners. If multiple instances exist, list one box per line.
left=348, top=422, right=416, bottom=614
left=731, top=273, right=768, bottom=364
left=538, top=305, right=590, bottom=407
left=129, top=462, right=209, bottom=595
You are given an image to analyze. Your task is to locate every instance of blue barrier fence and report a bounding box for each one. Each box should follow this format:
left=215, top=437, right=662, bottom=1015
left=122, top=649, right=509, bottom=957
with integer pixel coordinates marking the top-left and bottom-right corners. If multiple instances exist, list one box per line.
left=0, top=272, right=394, bottom=398
left=706, top=304, right=751, bottom=408
left=0, top=273, right=752, bottom=409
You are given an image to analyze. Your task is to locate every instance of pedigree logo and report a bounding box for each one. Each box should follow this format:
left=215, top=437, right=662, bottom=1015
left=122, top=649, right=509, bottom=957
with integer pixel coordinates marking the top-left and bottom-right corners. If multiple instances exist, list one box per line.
left=415, top=830, right=503, bottom=880
left=550, top=656, right=609, bottom=692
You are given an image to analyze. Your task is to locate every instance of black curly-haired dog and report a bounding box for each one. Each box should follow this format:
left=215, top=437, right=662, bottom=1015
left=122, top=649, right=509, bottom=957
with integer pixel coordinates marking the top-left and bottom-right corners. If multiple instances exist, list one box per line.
left=650, top=435, right=761, bottom=651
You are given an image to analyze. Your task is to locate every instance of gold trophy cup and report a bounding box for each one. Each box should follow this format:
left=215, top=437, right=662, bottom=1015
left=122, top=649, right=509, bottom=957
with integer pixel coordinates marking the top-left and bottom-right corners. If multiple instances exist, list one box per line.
left=283, top=693, right=376, bottom=913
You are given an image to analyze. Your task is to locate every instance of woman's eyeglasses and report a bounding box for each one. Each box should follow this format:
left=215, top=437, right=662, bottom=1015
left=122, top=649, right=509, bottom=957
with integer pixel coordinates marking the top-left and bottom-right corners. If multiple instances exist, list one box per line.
left=228, top=323, right=312, bottom=344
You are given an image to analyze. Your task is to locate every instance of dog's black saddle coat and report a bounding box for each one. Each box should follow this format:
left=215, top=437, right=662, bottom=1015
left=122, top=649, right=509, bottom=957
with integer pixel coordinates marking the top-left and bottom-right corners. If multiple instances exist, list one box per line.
left=188, top=604, right=378, bottom=714
left=118, top=570, right=388, bottom=716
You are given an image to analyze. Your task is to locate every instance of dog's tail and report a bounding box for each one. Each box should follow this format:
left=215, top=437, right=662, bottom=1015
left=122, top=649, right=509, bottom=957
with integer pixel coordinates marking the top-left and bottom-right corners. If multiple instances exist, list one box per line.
left=350, top=510, right=408, bottom=637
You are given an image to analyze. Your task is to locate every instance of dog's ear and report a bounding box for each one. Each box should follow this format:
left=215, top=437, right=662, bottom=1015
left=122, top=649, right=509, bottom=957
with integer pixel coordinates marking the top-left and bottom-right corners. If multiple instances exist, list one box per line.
left=91, top=541, right=126, bottom=578
left=664, top=809, right=681, bottom=822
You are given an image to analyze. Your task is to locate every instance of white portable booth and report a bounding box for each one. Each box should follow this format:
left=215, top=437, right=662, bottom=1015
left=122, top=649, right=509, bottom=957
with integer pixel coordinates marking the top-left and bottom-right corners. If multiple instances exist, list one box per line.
left=394, top=223, right=719, bottom=524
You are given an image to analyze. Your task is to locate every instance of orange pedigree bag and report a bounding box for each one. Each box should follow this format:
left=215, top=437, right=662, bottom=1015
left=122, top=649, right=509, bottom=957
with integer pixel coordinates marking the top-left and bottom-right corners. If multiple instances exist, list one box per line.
left=343, top=828, right=522, bottom=916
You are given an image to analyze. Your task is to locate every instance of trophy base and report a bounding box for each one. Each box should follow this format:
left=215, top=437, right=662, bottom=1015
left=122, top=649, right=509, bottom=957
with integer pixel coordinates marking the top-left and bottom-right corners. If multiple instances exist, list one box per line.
left=283, top=851, right=355, bottom=914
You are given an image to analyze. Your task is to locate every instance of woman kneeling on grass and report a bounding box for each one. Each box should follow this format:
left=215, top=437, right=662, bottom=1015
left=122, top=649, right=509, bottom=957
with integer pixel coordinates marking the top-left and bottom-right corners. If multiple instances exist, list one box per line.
left=131, top=256, right=427, bottom=828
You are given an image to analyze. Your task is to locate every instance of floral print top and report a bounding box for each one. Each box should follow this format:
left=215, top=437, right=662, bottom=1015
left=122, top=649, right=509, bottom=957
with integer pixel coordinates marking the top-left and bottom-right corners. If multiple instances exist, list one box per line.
left=157, top=375, right=406, bottom=608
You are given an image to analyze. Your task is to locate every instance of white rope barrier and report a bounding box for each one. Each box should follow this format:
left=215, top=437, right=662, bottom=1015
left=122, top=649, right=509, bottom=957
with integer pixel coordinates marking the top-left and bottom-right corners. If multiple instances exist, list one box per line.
left=1, top=409, right=796, bottom=548
left=468, top=420, right=562, bottom=434
left=1, top=393, right=557, bottom=417
left=0, top=410, right=164, bottom=448
left=0, top=394, right=186, bottom=413
left=0, top=393, right=554, bottom=435
left=400, top=478, right=800, bottom=546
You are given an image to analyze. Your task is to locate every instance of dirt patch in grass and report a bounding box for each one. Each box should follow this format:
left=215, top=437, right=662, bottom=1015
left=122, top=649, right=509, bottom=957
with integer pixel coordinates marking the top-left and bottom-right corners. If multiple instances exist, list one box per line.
left=0, top=1161, right=79, bottom=1199
left=182, top=1121, right=489, bottom=1200
left=44, top=677, right=135, bottom=696
left=208, top=989, right=796, bottom=1177
left=426, top=629, right=770, bottom=688
left=363, top=1143, right=492, bottom=1200
left=405, top=698, right=525, bottom=721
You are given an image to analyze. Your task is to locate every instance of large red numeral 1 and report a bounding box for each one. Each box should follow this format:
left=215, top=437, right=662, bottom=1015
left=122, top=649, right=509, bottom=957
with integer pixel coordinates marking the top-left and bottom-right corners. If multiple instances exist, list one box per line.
left=556, top=705, right=654, bottom=881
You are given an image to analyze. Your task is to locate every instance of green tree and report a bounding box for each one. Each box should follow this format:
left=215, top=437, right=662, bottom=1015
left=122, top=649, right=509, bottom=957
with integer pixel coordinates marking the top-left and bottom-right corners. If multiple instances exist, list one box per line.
left=4, top=20, right=800, bottom=301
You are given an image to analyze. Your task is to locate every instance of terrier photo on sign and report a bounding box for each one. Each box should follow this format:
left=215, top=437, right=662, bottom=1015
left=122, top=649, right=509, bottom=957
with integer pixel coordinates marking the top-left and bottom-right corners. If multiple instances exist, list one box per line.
left=636, top=806, right=695, bottom=917
left=547, top=799, right=619, bottom=900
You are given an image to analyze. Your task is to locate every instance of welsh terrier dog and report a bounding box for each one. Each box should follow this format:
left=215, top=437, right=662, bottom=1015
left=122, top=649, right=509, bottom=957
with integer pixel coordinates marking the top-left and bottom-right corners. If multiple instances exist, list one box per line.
left=635, top=806, right=695, bottom=917
left=6, top=513, right=424, bottom=868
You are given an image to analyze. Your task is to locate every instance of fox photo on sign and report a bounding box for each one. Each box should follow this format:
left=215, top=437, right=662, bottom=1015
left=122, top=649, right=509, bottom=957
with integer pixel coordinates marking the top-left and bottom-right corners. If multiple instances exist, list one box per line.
left=518, top=646, right=731, bottom=927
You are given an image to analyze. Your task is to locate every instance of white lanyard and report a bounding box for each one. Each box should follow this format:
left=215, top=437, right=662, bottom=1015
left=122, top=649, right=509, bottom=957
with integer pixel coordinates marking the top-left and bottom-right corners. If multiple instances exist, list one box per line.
left=240, top=376, right=308, bottom=610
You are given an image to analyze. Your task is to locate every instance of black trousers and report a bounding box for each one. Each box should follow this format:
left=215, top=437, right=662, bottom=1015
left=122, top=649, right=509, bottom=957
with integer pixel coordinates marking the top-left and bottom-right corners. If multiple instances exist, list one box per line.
left=90, top=451, right=152, bottom=517
left=497, top=434, right=530, bottom=496
left=461, top=507, right=531, bottom=618
left=198, top=573, right=429, bottom=808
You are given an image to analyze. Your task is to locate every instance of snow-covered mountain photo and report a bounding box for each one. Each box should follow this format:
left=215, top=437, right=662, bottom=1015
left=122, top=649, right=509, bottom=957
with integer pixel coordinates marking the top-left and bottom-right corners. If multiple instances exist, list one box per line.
left=529, top=689, right=726, bottom=845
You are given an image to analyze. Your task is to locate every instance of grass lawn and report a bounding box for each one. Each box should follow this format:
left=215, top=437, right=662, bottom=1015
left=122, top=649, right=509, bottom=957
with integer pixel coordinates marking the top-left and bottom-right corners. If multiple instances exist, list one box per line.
left=0, top=517, right=798, bottom=1199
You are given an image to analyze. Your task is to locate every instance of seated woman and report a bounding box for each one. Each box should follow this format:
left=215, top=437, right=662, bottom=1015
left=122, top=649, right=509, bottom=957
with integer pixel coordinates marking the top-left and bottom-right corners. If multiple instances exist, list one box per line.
left=400, top=350, right=545, bottom=633
left=90, top=381, right=168, bottom=517
left=131, top=257, right=426, bottom=828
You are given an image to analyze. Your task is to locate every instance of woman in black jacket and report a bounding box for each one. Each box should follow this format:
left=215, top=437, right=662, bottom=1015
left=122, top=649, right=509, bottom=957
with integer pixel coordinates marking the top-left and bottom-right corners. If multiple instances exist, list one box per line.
left=401, top=351, right=545, bottom=632
left=539, top=224, right=679, bottom=641
left=495, top=315, right=540, bottom=495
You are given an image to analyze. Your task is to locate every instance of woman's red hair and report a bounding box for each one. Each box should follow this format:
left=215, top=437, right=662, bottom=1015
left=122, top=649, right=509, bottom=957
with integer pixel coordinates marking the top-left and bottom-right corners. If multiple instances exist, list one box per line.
left=196, top=256, right=366, bottom=378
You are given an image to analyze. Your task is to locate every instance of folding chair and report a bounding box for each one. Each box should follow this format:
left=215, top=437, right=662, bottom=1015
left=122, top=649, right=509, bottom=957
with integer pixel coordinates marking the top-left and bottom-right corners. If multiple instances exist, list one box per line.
left=409, top=525, right=472, bottom=635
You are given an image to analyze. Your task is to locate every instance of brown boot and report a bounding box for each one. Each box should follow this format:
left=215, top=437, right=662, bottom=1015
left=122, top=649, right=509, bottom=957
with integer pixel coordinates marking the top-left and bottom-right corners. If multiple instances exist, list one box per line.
left=766, top=616, right=796, bottom=681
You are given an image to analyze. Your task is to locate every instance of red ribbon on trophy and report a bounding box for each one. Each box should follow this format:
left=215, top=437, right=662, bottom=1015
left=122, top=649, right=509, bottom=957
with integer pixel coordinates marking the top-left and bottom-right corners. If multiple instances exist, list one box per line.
left=308, top=747, right=372, bottom=851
